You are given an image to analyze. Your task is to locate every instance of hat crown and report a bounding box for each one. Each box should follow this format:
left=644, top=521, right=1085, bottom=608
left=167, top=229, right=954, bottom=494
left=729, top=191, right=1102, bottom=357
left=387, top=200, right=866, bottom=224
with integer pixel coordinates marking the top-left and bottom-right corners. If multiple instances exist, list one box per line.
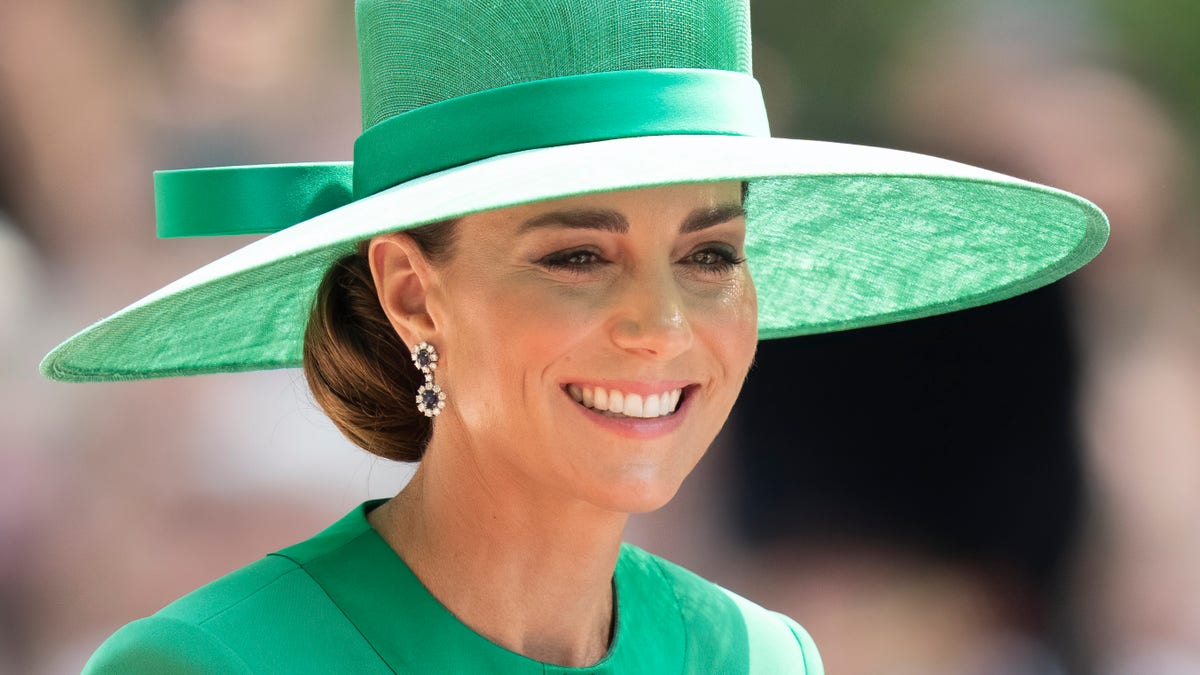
left=356, top=0, right=752, bottom=129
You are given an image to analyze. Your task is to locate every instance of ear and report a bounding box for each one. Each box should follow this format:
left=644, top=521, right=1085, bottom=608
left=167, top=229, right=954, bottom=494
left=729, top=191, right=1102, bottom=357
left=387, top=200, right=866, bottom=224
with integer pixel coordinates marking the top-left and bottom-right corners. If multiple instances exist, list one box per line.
left=368, top=233, right=439, bottom=348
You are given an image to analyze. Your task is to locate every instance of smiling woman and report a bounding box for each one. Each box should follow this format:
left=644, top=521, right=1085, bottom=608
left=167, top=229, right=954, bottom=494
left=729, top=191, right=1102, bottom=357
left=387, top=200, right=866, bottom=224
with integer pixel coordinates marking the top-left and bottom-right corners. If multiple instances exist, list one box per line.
left=43, top=0, right=1105, bottom=673
left=362, top=184, right=757, bottom=517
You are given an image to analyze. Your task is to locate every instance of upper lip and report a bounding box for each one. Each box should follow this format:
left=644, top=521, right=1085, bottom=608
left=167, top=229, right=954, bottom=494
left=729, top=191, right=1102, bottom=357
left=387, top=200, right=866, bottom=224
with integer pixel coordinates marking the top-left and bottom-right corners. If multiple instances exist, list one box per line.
left=561, top=380, right=696, bottom=396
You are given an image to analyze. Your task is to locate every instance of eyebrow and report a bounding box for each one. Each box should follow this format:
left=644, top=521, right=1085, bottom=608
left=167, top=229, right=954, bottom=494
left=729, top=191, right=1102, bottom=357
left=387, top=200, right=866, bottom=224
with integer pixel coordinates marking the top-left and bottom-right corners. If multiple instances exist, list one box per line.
left=519, top=209, right=628, bottom=234
left=517, top=203, right=745, bottom=235
left=680, top=204, right=746, bottom=234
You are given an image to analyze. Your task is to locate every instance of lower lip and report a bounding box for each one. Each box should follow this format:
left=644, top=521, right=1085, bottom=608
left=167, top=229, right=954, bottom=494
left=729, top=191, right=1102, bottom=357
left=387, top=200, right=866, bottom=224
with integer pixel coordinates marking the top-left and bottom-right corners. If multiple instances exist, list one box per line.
left=566, top=388, right=694, bottom=439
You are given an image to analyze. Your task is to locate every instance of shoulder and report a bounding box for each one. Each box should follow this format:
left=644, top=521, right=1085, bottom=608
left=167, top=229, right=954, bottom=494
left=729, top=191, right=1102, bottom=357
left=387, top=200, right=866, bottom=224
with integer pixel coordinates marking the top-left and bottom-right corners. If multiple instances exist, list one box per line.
left=82, top=556, right=298, bottom=674
left=718, top=584, right=825, bottom=675
left=83, top=614, right=253, bottom=675
left=83, top=553, right=381, bottom=674
left=621, top=544, right=824, bottom=675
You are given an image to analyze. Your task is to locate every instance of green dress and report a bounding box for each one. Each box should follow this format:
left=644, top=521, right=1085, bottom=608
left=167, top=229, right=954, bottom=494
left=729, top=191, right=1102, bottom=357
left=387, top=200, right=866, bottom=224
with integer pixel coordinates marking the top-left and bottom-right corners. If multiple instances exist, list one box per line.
left=83, top=502, right=823, bottom=674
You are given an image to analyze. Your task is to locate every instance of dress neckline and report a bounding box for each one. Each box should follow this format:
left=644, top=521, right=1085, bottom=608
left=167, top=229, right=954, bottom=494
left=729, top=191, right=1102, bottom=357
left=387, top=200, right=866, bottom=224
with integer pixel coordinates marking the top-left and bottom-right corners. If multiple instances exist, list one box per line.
left=271, top=500, right=687, bottom=674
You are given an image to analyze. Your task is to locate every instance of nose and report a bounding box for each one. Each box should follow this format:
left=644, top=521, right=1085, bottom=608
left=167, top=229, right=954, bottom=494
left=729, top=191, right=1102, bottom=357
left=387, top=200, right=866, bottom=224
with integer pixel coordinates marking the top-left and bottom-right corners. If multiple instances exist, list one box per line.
left=609, top=266, right=694, bottom=360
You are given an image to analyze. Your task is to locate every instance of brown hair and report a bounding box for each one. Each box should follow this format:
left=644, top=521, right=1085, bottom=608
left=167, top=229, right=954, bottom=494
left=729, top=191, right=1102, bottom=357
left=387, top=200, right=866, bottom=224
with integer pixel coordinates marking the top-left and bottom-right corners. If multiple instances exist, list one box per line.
left=302, top=220, right=458, bottom=462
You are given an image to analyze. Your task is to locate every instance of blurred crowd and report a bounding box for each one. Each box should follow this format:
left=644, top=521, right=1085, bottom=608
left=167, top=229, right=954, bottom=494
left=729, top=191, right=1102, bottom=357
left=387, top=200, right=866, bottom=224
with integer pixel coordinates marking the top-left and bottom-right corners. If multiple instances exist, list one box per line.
left=2, top=1, right=1199, bottom=674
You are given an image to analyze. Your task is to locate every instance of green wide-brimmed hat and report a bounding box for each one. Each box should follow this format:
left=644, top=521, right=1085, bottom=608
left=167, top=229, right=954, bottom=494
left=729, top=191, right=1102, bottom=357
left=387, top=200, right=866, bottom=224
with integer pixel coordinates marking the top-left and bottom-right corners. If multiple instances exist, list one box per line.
left=41, top=0, right=1107, bottom=382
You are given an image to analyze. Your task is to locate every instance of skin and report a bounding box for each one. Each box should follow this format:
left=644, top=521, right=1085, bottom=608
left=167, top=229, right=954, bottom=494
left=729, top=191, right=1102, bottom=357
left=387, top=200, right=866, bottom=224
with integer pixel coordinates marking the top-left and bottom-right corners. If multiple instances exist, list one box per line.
left=366, top=182, right=758, bottom=667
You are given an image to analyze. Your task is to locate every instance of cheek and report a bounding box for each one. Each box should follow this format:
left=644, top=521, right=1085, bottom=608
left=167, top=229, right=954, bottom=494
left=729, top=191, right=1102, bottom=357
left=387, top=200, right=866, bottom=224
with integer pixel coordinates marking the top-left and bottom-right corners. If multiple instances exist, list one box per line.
left=697, top=276, right=759, bottom=377
left=447, top=283, right=596, bottom=393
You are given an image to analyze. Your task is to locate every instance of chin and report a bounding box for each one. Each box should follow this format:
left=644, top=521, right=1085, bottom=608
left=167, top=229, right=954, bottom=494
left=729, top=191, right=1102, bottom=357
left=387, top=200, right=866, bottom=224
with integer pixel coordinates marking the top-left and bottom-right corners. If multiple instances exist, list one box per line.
left=566, top=425, right=720, bottom=514
left=586, top=473, right=689, bottom=515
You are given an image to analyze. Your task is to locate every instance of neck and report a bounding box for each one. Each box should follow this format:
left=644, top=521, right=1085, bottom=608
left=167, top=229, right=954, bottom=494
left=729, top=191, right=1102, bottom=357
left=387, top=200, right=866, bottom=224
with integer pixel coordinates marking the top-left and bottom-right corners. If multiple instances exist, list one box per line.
left=370, top=435, right=628, bottom=667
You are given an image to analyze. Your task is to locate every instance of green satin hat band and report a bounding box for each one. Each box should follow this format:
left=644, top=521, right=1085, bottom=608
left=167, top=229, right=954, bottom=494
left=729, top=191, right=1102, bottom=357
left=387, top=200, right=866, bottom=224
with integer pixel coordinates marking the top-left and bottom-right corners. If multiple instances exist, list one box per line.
left=155, top=69, right=769, bottom=239
left=155, top=163, right=354, bottom=238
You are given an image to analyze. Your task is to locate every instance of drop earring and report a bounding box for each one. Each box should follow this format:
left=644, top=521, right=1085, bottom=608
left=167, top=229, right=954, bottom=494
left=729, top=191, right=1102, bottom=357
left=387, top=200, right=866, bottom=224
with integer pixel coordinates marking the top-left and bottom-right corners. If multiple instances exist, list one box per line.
left=411, top=341, right=446, bottom=418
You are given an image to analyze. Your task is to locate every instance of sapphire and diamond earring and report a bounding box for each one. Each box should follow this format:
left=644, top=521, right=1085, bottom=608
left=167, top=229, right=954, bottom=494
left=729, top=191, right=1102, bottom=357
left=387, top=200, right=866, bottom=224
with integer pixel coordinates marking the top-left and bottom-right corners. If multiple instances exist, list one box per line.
left=411, top=341, right=446, bottom=418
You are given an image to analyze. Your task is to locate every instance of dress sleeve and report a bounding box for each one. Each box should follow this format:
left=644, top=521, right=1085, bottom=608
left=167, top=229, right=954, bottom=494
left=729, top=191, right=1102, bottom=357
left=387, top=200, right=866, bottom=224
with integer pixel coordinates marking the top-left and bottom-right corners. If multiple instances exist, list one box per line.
left=82, top=616, right=254, bottom=675
left=719, top=585, right=824, bottom=674
left=774, top=612, right=824, bottom=675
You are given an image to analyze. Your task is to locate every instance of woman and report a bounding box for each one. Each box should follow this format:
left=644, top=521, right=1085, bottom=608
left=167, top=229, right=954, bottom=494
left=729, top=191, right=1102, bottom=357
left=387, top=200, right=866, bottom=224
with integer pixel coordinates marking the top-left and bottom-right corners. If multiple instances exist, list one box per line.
left=42, top=0, right=1107, bottom=672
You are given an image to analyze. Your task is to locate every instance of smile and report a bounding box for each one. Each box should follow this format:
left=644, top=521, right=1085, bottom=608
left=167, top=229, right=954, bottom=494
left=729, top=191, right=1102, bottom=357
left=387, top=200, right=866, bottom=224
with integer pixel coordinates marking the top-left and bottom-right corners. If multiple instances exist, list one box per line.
left=565, top=384, right=684, bottom=419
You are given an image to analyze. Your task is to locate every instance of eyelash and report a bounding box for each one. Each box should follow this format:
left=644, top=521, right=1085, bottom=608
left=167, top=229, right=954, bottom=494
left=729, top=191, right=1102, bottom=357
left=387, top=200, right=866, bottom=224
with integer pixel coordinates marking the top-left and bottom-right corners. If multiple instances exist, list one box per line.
left=537, top=246, right=745, bottom=275
left=539, top=248, right=605, bottom=272
left=686, top=246, right=746, bottom=273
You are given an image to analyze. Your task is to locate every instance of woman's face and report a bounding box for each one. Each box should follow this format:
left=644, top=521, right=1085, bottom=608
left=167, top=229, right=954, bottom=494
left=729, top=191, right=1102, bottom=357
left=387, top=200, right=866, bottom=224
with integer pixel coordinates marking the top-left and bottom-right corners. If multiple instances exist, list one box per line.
left=418, top=182, right=757, bottom=513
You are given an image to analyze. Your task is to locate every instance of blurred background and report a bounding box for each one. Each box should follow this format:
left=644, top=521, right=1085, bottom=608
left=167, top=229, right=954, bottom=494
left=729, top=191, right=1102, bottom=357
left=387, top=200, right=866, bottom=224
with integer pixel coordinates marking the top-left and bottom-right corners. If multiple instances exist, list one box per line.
left=1, top=1, right=1198, bottom=673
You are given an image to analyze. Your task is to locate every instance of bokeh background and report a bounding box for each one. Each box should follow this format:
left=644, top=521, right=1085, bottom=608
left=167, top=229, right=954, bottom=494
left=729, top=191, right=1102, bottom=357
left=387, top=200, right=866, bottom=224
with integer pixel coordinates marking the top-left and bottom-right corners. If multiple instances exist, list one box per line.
left=2, top=1, right=1199, bottom=673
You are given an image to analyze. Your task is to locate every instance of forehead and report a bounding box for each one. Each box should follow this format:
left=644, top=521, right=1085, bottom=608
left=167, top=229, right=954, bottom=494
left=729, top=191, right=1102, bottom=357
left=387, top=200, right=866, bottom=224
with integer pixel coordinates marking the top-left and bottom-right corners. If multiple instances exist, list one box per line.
left=458, top=182, right=745, bottom=236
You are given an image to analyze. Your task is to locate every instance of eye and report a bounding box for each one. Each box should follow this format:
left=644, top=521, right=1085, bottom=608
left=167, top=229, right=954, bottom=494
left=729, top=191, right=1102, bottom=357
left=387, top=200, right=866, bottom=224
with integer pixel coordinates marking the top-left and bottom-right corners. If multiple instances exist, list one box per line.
left=536, top=247, right=607, bottom=274
left=681, top=244, right=745, bottom=274
left=690, top=250, right=725, bottom=266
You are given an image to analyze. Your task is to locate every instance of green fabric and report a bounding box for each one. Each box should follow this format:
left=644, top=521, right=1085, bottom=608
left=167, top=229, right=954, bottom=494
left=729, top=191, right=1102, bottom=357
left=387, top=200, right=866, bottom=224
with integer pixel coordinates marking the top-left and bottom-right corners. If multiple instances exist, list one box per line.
left=722, top=589, right=824, bottom=674
left=83, top=557, right=388, bottom=674
left=82, top=502, right=819, bottom=674
left=353, top=68, right=770, bottom=200
left=745, top=175, right=1107, bottom=336
left=778, top=614, right=825, bottom=675
left=155, top=69, right=769, bottom=241
left=155, top=164, right=353, bottom=238
left=84, top=617, right=255, bottom=674
left=354, top=0, right=752, bottom=129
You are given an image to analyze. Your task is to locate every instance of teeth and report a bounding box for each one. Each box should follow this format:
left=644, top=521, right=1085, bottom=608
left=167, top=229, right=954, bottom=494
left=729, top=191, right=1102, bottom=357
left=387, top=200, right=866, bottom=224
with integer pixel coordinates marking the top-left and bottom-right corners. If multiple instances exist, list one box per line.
left=567, top=385, right=685, bottom=418
left=644, top=394, right=660, bottom=417
left=625, top=394, right=643, bottom=417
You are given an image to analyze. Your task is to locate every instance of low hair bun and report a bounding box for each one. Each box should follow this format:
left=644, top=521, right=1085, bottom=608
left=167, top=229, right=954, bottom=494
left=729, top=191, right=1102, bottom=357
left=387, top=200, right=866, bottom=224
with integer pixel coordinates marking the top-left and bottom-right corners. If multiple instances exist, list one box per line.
left=303, top=251, right=431, bottom=462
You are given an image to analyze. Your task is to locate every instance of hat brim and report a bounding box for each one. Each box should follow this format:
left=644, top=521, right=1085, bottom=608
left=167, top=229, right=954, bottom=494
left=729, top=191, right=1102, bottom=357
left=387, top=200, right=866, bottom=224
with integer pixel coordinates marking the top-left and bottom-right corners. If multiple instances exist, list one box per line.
left=41, top=135, right=1107, bottom=382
